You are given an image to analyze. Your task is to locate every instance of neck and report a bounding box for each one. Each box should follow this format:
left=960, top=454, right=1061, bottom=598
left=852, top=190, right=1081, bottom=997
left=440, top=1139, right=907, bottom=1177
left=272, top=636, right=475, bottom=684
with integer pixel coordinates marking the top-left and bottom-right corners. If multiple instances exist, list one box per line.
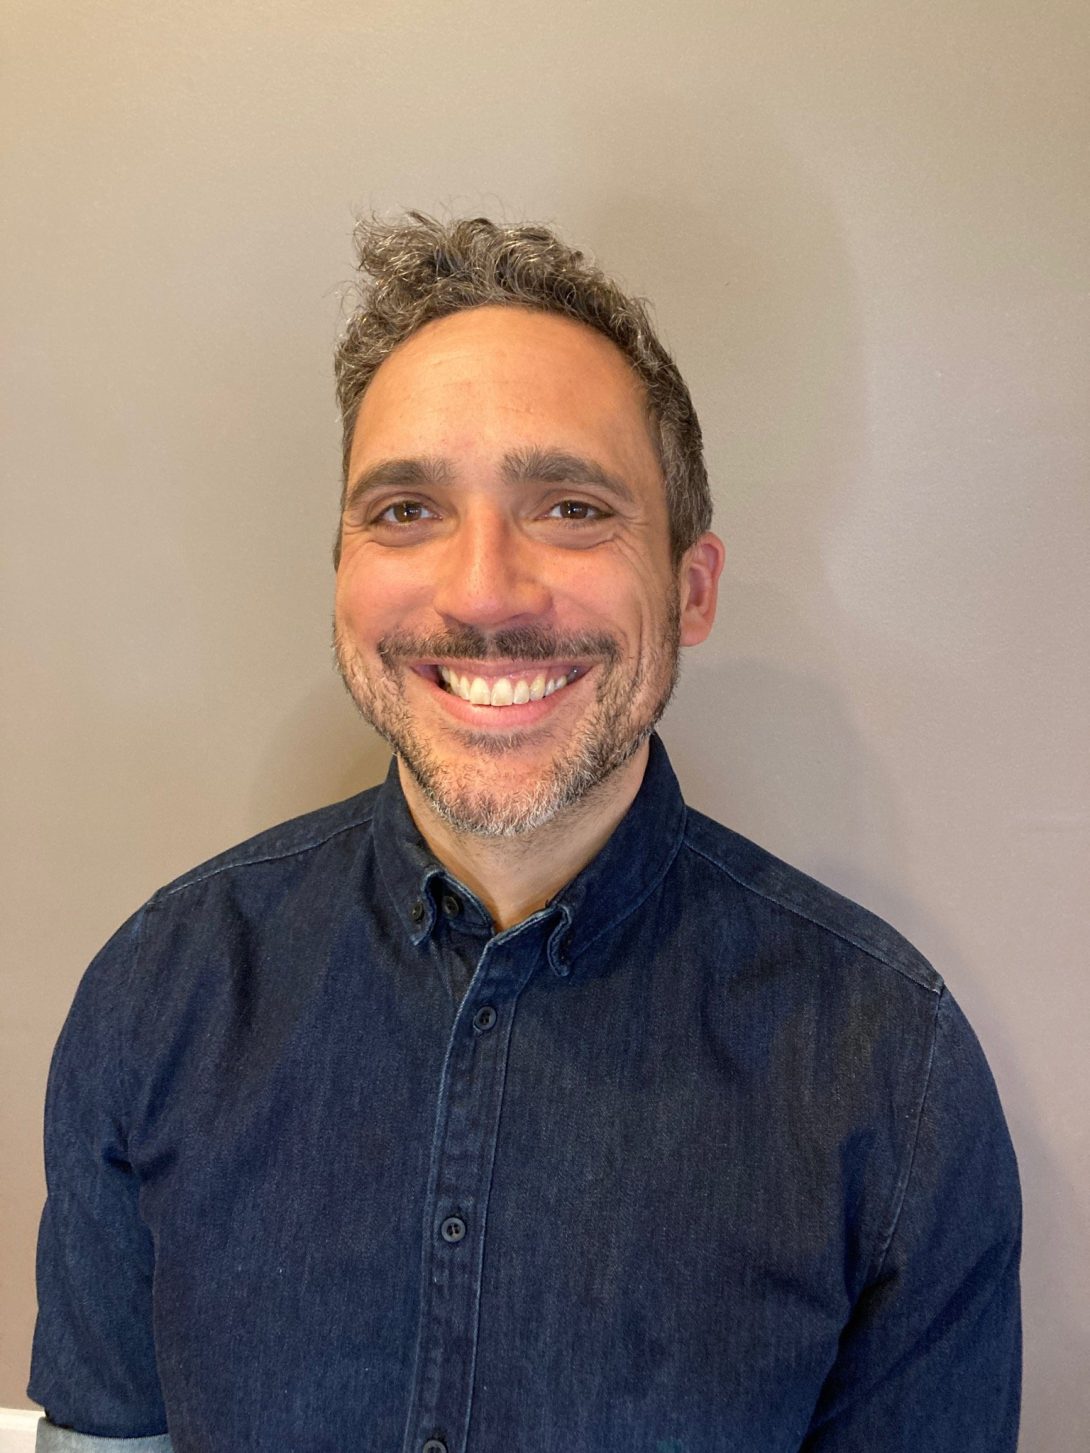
left=397, top=742, right=650, bottom=931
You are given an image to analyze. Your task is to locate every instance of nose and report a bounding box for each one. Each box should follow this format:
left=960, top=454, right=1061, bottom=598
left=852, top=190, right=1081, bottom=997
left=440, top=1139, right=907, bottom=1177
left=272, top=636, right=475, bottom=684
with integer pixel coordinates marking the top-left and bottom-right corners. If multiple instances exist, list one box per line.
left=429, top=505, right=552, bottom=630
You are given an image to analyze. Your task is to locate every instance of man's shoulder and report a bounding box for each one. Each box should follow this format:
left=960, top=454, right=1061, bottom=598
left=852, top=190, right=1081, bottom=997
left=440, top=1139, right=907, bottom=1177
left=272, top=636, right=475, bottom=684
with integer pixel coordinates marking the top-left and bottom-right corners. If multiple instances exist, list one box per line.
left=678, top=805, right=943, bottom=997
left=151, top=782, right=384, bottom=904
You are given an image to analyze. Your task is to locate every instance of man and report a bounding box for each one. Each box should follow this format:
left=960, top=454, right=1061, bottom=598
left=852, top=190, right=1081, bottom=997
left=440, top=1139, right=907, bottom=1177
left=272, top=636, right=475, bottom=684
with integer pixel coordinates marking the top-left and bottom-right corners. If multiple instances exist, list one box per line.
left=31, top=214, right=1021, bottom=1452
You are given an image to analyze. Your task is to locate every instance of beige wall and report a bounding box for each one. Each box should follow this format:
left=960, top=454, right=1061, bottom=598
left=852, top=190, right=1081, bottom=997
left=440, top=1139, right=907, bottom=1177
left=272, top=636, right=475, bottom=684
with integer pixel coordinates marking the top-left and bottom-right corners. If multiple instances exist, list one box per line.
left=3, top=1, right=1087, bottom=1444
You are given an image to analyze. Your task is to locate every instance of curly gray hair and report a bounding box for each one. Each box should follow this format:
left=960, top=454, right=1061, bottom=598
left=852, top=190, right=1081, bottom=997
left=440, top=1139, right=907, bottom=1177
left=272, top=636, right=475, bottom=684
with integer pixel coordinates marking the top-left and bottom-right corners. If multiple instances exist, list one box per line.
left=333, top=211, right=712, bottom=566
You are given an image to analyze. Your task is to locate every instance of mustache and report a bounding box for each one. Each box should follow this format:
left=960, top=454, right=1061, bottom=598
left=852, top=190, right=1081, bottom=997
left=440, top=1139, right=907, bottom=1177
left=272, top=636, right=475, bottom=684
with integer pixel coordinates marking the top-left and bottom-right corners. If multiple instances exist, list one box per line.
left=377, top=625, right=621, bottom=668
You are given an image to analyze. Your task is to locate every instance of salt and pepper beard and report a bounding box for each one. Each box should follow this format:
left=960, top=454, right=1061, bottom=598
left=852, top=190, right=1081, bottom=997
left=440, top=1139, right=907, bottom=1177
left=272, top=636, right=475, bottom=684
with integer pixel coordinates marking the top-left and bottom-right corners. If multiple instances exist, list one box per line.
left=333, top=603, right=682, bottom=839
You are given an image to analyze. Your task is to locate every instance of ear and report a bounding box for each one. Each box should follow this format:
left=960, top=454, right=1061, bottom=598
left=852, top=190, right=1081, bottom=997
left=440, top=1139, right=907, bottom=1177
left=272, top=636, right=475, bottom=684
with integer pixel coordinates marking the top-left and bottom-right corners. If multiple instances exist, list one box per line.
left=678, top=532, right=725, bottom=647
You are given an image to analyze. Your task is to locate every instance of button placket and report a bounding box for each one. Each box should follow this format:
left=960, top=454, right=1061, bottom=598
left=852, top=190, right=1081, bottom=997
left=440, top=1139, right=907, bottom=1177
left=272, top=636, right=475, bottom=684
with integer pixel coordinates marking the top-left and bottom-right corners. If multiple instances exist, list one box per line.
left=400, top=933, right=543, bottom=1453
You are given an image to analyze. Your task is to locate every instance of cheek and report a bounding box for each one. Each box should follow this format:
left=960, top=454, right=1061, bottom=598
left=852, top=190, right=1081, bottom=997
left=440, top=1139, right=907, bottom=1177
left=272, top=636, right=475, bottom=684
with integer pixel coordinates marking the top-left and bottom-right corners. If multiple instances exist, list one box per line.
left=334, top=575, right=366, bottom=626
left=559, top=562, right=661, bottom=629
left=336, top=554, right=414, bottom=624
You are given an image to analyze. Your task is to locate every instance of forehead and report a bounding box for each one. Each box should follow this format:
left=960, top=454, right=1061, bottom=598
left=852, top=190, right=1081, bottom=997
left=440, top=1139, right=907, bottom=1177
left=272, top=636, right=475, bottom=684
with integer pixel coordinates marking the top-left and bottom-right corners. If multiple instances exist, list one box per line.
left=351, top=306, right=661, bottom=482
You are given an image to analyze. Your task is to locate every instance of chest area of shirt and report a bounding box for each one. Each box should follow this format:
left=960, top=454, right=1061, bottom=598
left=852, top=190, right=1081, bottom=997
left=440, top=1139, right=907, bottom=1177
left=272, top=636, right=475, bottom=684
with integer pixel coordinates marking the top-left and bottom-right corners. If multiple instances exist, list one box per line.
left=132, top=941, right=862, bottom=1453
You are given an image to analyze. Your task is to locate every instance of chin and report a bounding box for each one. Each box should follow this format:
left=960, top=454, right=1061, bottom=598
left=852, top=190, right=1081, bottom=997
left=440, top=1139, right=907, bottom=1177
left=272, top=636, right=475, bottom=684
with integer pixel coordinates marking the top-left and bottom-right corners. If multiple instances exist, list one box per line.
left=404, top=727, right=650, bottom=840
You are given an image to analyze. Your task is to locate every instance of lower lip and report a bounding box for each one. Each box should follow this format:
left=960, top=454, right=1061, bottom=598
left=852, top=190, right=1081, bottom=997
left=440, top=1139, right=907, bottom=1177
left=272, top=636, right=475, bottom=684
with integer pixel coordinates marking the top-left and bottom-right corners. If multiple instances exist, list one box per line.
left=415, top=668, right=589, bottom=728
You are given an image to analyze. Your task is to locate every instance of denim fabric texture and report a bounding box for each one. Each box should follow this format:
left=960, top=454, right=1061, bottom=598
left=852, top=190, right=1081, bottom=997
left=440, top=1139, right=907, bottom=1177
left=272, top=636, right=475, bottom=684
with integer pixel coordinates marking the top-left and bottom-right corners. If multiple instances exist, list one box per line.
left=30, top=735, right=1021, bottom=1452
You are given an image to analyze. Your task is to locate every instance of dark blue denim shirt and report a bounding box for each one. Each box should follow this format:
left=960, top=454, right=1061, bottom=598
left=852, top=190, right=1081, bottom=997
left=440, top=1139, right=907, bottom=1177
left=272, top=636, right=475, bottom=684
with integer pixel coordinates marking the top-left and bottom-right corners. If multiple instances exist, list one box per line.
left=30, top=735, right=1021, bottom=1452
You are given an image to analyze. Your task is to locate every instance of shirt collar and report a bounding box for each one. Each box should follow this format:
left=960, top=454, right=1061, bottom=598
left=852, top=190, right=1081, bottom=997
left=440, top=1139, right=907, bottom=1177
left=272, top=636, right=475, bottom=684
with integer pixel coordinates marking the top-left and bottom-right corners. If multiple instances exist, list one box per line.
left=372, top=732, right=688, bottom=977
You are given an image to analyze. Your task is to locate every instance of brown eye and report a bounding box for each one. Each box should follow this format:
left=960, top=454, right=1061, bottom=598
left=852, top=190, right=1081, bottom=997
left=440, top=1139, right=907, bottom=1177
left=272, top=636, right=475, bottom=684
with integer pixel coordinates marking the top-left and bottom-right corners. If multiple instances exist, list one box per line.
left=376, top=500, right=433, bottom=525
left=547, top=500, right=608, bottom=521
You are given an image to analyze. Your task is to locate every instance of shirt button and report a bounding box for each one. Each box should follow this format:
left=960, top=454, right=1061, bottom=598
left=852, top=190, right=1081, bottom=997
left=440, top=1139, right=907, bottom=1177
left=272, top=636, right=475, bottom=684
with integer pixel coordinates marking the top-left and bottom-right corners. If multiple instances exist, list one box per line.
left=410, top=899, right=425, bottom=924
left=472, top=1004, right=497, bottom=1032
left=422, top=1440, right=447, bottom=1453
left=441, top=892, right=462, bottom=917
left=440, top=1215, right=466, bottom=1243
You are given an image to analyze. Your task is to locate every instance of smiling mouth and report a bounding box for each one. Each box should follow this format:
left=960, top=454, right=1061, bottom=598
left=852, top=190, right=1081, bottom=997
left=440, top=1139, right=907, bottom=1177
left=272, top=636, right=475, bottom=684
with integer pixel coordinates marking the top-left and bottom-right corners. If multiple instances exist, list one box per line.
left=429, top=663, right=583, bottom=708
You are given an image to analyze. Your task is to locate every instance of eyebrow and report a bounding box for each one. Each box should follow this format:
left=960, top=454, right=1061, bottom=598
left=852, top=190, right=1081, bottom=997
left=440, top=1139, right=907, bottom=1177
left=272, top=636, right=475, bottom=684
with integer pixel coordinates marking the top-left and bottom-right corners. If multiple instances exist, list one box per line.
left=343, top=446, right=637, bottom=516
left=501, top=447, right=637, bottom=505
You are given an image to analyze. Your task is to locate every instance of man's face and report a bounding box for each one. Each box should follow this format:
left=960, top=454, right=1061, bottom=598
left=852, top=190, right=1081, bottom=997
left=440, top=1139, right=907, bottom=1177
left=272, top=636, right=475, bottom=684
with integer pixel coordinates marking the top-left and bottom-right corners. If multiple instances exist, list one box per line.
left=334, top=305, right=714, bottom=837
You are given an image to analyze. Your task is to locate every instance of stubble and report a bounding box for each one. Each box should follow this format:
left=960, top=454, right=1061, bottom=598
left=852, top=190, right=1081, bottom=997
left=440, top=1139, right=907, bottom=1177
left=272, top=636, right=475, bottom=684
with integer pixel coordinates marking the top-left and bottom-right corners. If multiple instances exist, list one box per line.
left=333, top=607, right=681, bottom=838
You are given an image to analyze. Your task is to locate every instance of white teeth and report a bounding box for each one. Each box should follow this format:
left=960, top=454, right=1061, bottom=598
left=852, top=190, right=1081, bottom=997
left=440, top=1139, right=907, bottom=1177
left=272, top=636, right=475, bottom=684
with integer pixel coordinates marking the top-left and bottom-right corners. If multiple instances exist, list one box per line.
left=436, top=666, right=576, bottom=707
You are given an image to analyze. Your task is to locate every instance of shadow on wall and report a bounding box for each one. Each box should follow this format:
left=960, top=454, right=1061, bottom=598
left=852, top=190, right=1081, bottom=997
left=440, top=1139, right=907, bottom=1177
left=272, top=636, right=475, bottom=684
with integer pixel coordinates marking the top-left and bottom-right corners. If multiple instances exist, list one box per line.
left=250, top=672, right=393, bottom=827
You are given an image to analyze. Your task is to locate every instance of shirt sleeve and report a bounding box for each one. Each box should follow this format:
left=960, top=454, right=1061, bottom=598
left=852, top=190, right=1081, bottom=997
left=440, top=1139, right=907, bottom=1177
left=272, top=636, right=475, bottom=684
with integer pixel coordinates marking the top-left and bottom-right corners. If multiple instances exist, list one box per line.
left=800, top=986, right=1022, bottom=1451
left=34, top=1418, right=173, bottom=1452
left=28, top=910, right=171, bottom=1442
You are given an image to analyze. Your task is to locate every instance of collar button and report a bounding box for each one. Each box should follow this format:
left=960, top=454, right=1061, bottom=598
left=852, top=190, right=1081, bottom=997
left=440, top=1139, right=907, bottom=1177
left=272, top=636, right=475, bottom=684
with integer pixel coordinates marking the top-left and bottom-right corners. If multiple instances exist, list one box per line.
left=409, top=899, right=425, bottom=924
left=441, top=892, right=462, bottom=917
